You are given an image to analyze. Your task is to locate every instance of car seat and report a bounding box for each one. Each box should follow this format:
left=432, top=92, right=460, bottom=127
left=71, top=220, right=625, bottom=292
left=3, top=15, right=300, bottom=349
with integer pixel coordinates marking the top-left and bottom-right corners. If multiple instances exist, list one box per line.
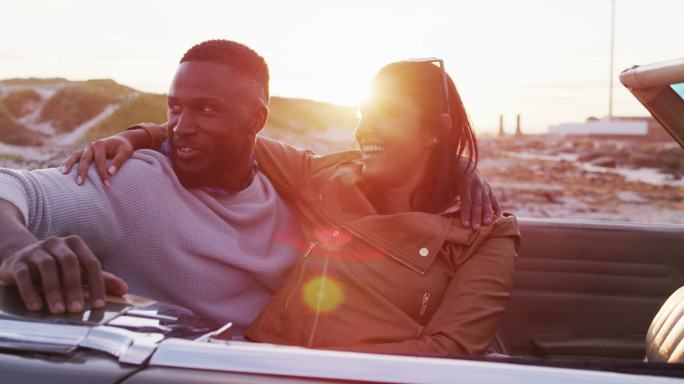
left=646, top=286, right=684, bottom=363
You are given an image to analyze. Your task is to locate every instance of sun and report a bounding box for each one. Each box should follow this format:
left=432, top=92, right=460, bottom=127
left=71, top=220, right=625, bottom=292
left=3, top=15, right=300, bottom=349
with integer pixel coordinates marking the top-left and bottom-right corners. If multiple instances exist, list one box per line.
left=268, top=7, right=418, bottom=107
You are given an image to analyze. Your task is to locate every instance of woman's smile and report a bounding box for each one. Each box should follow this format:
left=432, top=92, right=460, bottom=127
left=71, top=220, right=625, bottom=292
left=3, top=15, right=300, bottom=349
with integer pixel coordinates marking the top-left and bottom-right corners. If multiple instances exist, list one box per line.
left=360, top=143, right=386, bottom=161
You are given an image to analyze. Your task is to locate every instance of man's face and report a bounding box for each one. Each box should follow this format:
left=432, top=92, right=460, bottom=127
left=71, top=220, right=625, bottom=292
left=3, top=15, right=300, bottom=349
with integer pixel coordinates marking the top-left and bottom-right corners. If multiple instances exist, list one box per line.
left=166, top=61, right=259, bottom=188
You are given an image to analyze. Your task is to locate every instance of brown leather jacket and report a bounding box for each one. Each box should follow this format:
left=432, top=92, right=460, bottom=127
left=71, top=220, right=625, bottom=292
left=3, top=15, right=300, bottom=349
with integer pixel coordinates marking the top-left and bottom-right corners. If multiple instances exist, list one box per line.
left=245, top=136, right=520, bottom=357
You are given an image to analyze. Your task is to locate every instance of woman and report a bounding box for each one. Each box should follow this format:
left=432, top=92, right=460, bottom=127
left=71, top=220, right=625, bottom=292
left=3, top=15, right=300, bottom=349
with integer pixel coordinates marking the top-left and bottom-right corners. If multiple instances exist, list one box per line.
left=64, top=59, right=519, bottom=357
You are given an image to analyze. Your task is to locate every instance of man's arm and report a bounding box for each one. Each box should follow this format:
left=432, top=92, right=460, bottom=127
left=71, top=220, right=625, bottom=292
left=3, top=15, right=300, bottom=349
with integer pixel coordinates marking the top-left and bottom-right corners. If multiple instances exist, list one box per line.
left=0, top=167, right=129, bottom=313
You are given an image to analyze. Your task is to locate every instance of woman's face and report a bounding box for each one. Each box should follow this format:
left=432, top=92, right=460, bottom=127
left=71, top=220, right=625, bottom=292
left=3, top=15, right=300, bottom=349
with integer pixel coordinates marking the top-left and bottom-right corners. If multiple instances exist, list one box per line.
left=354, top=95, right=434, bottom=187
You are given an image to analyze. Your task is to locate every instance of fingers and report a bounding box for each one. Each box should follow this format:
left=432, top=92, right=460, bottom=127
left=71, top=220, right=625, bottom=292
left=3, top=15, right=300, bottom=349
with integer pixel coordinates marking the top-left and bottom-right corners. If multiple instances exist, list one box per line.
left=61, top=150, right=84, bottom=175
left=107, top=145, right=134, bottom=178
left=30, top=248, right=66, bottom=313
left=470, top=186, right=484, bottom=230
left=46, top=239, right=84, bottom=312
left=11, top=262, right=43, bottom=311
left=491, top=188, right=504, bottom=217
left=482, top=187, right=494, bottom=226
left=77, top=144, right=94, bottom=185
left=103, top=271, right=128, bottom=296
left=2, top=236, right=103, bottom=313
left=92, top=142, right=111, bottom=188
left=460, top=187, right=472, bottom=228
left=65, top=236, right=106, bottom=309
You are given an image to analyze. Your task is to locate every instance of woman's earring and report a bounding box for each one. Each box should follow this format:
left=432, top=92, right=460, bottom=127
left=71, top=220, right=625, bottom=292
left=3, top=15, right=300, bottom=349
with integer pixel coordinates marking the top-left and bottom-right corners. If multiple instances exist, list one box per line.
left=432, top=137, right=438, bottom=144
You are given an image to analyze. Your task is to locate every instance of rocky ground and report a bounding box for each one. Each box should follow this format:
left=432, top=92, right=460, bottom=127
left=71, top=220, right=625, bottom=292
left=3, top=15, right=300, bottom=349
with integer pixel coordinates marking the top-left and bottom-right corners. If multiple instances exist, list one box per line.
left=263, top=131, right=684, bottom=224
left=477, top=136, right=684, bottom=224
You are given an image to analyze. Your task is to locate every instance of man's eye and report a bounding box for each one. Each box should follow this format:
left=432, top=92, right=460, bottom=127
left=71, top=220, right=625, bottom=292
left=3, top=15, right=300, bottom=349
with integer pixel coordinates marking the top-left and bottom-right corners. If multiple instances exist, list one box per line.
left=201, top=105, right=216, bottom=113
left=168, top=104, right=181, bottom=114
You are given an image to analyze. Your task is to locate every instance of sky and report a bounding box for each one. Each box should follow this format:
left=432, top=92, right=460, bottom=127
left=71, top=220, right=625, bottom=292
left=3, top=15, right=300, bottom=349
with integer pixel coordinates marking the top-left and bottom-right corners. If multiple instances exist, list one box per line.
left=0, top=0, right=682, bottom=134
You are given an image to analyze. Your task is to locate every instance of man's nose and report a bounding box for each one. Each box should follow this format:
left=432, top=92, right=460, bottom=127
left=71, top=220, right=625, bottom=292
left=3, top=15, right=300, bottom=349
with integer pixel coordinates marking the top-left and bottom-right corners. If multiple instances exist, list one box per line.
left=173, top=110, right=198, bottom=136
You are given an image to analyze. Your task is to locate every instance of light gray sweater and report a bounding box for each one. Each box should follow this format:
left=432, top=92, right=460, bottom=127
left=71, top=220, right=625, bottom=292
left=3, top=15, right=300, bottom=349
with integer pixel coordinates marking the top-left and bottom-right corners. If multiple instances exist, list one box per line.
left=0, top=150, right=302, bottom=335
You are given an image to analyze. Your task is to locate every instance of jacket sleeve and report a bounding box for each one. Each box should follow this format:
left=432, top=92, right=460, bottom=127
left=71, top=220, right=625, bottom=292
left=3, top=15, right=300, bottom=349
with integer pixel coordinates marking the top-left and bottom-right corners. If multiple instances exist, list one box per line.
left=332, top=216, right=520, bottom=357
left=254, top=136, right=319, bottom=200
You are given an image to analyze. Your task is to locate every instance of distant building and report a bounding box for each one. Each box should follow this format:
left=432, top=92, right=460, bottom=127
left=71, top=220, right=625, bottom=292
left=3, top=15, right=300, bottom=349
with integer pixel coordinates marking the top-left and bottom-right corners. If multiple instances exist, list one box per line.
left=548, top=116, right=671, bottom=141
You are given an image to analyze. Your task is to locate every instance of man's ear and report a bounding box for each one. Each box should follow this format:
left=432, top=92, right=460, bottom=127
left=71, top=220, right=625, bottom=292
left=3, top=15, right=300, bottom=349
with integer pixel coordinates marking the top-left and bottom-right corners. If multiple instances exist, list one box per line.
left=250, top=104, right=269, bottom=134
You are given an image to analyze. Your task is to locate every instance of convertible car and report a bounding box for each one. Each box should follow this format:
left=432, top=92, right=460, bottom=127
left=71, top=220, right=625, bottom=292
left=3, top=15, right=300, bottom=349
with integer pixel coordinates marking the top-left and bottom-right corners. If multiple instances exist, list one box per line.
left=1, top=57, right=683, bottom=383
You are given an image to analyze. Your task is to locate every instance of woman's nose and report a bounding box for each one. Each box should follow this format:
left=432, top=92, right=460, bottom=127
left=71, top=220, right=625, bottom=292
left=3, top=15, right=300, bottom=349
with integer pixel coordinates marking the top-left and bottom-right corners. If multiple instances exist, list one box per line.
left=355, top=120, right=373, bottom=142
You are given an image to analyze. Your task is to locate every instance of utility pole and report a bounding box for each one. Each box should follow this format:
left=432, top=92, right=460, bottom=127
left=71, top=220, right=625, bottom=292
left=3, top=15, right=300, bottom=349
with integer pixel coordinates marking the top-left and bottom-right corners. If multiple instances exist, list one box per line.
left=608, top=0, right=616, bottom=120
left=515, top=114, right=522, bottom=137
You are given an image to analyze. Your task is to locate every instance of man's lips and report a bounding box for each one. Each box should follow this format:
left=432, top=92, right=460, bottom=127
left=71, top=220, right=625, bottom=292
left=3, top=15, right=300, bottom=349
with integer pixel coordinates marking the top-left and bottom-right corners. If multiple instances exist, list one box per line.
left=173, top=145, right=205, bottom=160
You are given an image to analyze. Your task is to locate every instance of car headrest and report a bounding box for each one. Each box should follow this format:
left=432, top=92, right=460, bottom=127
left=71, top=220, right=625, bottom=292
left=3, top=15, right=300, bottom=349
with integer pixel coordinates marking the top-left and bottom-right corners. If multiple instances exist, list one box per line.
left=646, top=286, right=684, bottom=363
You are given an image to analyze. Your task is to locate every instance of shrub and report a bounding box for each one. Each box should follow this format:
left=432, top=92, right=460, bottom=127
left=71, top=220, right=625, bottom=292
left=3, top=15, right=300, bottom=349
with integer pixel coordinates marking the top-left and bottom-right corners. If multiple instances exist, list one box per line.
left=39, top=83, right=129, bottom=133
left=0, top=103, right=43, bottom=145
left=80, top=93, right=167, bottom=143
left=2, top=89, right=42, bottom=118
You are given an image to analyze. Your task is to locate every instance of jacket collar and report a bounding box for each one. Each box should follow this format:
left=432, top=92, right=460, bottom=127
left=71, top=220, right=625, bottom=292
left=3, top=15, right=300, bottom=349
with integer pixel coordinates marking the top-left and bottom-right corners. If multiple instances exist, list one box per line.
left=316, top=163, right=476, bottom=273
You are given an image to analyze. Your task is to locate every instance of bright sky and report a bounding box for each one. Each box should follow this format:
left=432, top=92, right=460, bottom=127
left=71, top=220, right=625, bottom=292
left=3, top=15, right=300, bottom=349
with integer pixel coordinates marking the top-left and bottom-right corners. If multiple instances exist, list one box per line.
left=1, top=0, right=681, bottom=133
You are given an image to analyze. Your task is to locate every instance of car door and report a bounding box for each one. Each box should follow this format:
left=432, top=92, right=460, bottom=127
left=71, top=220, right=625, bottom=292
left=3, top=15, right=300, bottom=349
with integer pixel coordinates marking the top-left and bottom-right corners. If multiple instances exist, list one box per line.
left=499, top=58, right=684, bottom=360
left=500, top=218, right=684, bottom=359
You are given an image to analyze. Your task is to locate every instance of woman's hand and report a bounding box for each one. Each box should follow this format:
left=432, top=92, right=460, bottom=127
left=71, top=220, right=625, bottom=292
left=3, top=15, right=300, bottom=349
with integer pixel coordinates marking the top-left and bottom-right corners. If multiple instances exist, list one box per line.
left=61, top=123, right=164, bottom=186
left=458, top=168, right=503, bottom=230
left=61, top=136, right=135, bottom=187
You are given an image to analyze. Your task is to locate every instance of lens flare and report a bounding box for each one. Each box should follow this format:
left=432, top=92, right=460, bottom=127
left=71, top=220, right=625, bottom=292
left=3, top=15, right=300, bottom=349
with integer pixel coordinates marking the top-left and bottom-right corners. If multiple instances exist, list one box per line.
left=303, top=276, right=345, bottom=313
left=313, top=227, right=352, bottom=249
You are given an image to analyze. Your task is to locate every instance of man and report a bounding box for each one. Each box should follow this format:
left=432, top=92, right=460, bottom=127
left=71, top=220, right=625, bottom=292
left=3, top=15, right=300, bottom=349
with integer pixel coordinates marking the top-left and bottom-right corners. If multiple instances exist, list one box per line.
left=0, top=40, right=302, bottom=335
left=0, top=40, right=499, bottom=336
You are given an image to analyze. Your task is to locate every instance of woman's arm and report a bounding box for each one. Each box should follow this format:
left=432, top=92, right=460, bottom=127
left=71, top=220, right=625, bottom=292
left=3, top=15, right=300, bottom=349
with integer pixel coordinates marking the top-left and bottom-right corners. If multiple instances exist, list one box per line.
left=253, top=136, right=317, bottom=200
left=332, top=216, right=520, bottom=357
left=59, top=124, right=503, bottom=228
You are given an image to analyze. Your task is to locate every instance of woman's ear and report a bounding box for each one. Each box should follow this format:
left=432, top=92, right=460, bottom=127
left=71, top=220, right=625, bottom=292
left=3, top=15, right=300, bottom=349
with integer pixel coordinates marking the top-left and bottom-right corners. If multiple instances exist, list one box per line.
left=426, top=113, right=452, bottom=147
left=439, top=113, right=452, bottom=133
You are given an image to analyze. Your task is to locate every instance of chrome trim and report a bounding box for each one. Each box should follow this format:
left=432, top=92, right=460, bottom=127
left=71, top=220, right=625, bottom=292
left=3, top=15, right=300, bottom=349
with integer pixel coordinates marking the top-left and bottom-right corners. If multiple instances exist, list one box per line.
left=150, top=339, right=677, bottom=384
left=80, top=325, right=163, bottom=365
left=0, top=319, right=163, bottom=365
left=0, top=319, right=89, bottom=347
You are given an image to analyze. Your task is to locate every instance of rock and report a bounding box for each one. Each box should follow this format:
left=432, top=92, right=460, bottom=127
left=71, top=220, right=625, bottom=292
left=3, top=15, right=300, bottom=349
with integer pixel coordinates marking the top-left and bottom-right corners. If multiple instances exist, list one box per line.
left=627, top=153, right=657, bottom=168
left=616, top=191, right=649, bottom=203
left=578, top=151, right=606, bottom=162
left=589, top=156, right=617, bottom=168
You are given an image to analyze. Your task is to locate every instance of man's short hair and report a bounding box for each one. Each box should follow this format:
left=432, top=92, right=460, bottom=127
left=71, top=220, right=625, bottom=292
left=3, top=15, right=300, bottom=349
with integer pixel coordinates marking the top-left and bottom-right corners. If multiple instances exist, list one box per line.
left=181, top=39, right=269, bottom=101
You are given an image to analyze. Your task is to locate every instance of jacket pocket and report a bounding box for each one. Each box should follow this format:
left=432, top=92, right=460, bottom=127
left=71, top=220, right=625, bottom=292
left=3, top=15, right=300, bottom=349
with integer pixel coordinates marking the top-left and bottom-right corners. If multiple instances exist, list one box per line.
left=284, top=241, right=317, bottom=309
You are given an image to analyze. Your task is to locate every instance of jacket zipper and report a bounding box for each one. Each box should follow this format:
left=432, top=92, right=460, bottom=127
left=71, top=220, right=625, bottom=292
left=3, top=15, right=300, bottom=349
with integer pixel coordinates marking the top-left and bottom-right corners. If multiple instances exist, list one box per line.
left=284, top=241, right=317, bottom=310
left=418, top=291, right=432, bottom=317
left=307, top=228, right=340, bottom=347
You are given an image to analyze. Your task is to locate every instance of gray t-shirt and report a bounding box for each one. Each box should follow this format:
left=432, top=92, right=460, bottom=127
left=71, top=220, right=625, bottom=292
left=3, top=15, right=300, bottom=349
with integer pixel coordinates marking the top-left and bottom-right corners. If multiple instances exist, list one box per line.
left=0, top=149, right=302, bottom=335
